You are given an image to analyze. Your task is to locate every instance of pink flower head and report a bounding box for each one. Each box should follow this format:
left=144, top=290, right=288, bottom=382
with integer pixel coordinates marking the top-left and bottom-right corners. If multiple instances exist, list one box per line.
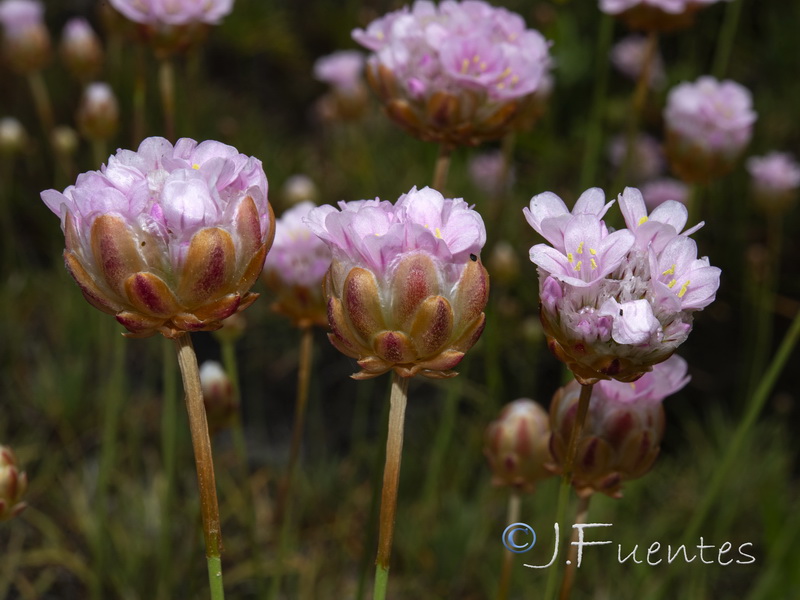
left=41, top=136, right=274, bottom=338
left=0, top=0, right=41, bottom=30
left=109, top=0, right=234, bottom=26
left=610, top=35, right=665, bottom=88
left=600, top=0, right=731, bottom=31
left=468, top=150, right=514, bottom=197
left=262, top=202, right=332, bottom=327
left=549, top=354, right=688, bottom=497
left=640, top=178, right=689, bottom=210
left=747, top=152, right=800, bottom=212
left=313, top=50, right=365, bottom=91
left=664, top=76, right=756, bottom=182
left=305, top=186, right=489, bottom=379
left=60, top=17, right=103, bottom=80
left=0, top=0, right=49, bottom=72
left=608, top=133, right=665, bottom=182
left=526, top=186, right=719, bottom=384
left=352, top=0, right=552, bottom=146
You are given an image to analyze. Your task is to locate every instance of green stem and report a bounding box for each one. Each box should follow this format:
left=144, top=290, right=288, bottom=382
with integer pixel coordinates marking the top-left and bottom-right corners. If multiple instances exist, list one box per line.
left=432, top=144, right=453, bottom=191
left=158, top=336, right=179, bottom=600
left=495, top=492, right=521, bottom=600
left=543, top=383, right=594, bottom=600
left=421, top=376, right=462, bottom=506
left=159, top=58, right=177, bottom=141
left=26, top=71, right=55, bottom=136
left=173, top=333, right=225, bottom=600
left=558, top=495, right=591, bottom=600
left=683, top=306, right=800, bottom=543
left=712, top=0, right=745, bottom=79
left=372, top=373, right=410, bottom=600
left=579, top=15, right=614, bottom=190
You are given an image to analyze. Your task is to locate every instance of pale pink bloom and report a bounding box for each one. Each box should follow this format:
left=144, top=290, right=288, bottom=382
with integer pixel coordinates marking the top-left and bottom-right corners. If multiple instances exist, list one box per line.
left=313, top=50, right=365, bottom=92
left=608, top=133, right=665, bottom=182
left=468, top=150, right=514, bottom=197
left=305, top=186, right=489, bottom=379
left=0, top=0, right=41, bottom=30
left=640, top=178, right=688, bottom=210
left=747, top=152, right=800, bottom=197
left=60, top=17, right=103, bottom=79
left=109, top=0, right=234, bottom=26
left=610, top=35, right=665, bottom=88
left=0, top=0, right=49, bottom=72
left=41, top=137, right=274, bottom=338
left=601, top=0, right=728, bottom=14
left=527, top=186, right=719, bottom=383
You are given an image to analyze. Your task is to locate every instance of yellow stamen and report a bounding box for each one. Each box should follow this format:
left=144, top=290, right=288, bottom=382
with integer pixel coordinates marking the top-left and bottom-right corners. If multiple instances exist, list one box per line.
left=589, top=248, right=597, bottom=255
left=667, top=279, right=677, bottom=289
left=574, top=261, right=582, bottom=272
left=577, top=241, right=584, bottom=254
left=662, top=264, right=676, bottom=276
left=678, top=280, right=690, bottom=298
left=590, top=258, right=598, bottom=270
left=567, top=252, right=574, bottom=264
left=461, top=58, right=470, bottom=74
left=480, top=62, right=487, bottom=71
left=192, top=163, right=200, bottom=170
left=638, top=216, right=648, bottom=226
left=435, top=227, right=442, bottom=239
left=473, top=55, right=480, bottom=63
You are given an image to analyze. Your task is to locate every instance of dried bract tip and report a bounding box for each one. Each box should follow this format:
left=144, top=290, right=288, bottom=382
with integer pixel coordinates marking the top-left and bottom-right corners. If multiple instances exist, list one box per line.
left=484, top=399, right=553, bottom=493
left=0, top=445, right=28, bottom=521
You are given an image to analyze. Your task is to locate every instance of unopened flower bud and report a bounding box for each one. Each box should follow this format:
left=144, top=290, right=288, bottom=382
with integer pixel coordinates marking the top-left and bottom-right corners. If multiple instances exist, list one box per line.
left=0, top=0, right=50, bottom=73
left=484, top=399, right=553, bottom=493
left=306, top=186, right=489, bottom=379
left=60, top=17, right=103, bottom=81
left=199, top=361, right=237, bottom=435
left=0, top=445, right=28, bottom=521
left=549, top=355, right=688, bottom=497
left=0, top=116, right=26, bottom=154
left=77, top=82, right=119, bottom=141
left=50, top=125, right=78, bottom=156
left=281, top=174, right=318, bottom=206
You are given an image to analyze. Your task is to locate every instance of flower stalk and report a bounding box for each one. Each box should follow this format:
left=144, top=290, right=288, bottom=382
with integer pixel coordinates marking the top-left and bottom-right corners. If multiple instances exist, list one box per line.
left=373, top=372, right=410, bottom=600
left=433, top=144, right=453, bottom=191
left=559, top=495, right=591, bottom=600
left=173, top=332, right=225, bottom=600
left=159, top=58, right=176, bottom=140
left=496, top=492, right=521, bottom=600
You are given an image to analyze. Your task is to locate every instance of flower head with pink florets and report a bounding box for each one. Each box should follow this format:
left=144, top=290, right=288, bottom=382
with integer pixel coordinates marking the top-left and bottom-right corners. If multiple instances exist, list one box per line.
left=525, top=186, right=719, bottom=384
left=600, top=0, right=731, bottom=31
left=0, top=0, right=50, bottom=72
left=305, top=186, right=489, bottom=379
left=41, top=136, right=275, bottom=338
left=747, top=152, right=800, bottom=214
left=352, top=0, right=552, bottom=147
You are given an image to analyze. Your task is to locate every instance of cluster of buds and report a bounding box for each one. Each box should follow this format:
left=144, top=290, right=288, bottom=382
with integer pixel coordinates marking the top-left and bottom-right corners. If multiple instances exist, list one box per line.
left=313, top=50, right=369, bottom=122
left=199, top=361, right=238, bottom=435
left=525, top=186, right=720, bottom=384
left=664, top=76, right=756, bottom=184
left=108, top=0, right=234, bottom=56
left=352, top=0, right=552, bottom=147
left=599, top=0, right=732, bottom=32
left=0, top=0, right=50, bottom=73
left=746, top=152, right=800, bottom=215
left=484, top=399, right=553, bottom=493
left=1, top=445, right=27, bottom=521
left=262, top=202, right=331, bottom=328
left=40, top=136, right=275, bottom=338
left=549, top=355, right=689, bottom=497
left=76, top=83, right=119, bottom=142
left=305, top=186, right=489, bottom=379
left=60, top=17, right=103, bottom=81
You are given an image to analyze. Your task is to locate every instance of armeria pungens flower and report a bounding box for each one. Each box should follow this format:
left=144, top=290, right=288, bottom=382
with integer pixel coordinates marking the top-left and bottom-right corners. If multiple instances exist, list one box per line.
left=262, top=201, right=332, bottom=328
left=77, top=82, right=119, bottom=142
left=313, top=50, right=369, bottom=121
left=600, top=0, right=731, bottom=31
left=352, top=0, right=552, bottom=147
left=610, top=35, right=665, bottom=88
left=0, top=445, right=27, bottom=521
left=108, top=0, right=234, bottom=55
left=548, top=354, right=689, bottom=497
left=664, top=76, right=756, bottom=184
left=747, top=152, right=800, bottom=214
left=0, top=0, right=50, bottom=73
left=41, top=136, right=274, bottom=338
left=60, top=17, right=103, bottom=81
left=305, top=186, right=489, bottom=379
left=525, top=186, right=719, bottom=384
left=484, top=399, right=553, bottom=493
left=640, top=177, right=689, bottom=210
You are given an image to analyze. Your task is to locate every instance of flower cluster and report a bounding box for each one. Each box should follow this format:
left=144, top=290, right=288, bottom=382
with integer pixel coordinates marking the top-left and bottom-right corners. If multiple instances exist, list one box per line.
left=313, top=50, right=369, bottom=121
left=610, top=35, right=665, bottom=88
left=747, top=152, right=800, bottom=213
left=600, top=0, right=731, bottom=31
left=41, top=136, right=274, bottom=338
left=525, top=186, right=719, bottom=384
left=352, top=0, right=552, bottom=147
left=0, top=0, right=50, bottom=73
left=664, top=76, right=756, bottom=183
left=305, top=186, right=489, bottom=379
left=262, top=202, right=332, bottom=328
left=549, top=355, right=689, bottom=497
